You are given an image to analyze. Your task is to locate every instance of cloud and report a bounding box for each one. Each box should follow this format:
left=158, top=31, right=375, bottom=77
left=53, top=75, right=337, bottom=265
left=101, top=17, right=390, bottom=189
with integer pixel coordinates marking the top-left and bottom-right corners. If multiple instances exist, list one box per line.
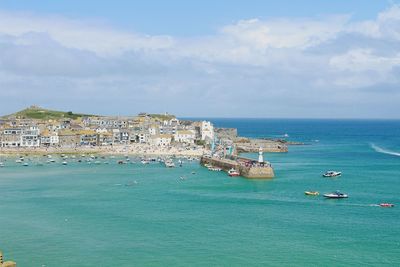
left=0, top=5, right=399, bottom=118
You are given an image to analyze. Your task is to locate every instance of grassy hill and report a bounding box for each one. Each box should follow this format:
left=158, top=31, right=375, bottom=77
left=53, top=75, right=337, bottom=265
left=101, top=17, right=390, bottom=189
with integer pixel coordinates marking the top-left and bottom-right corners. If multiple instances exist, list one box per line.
left=2, top=106, right=95, bottom=120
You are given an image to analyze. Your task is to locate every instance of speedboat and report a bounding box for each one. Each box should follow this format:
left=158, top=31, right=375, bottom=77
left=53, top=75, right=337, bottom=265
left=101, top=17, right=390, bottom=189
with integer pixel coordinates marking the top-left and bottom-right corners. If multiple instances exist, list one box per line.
left=323, top=171, right=342, bottom=177
left=379, top=203, right=394, bottom=208
left=228, top=168, right=240, bottom=177
left=305, top=191, right=319, bottom=196
left=323, top=191, right=348, bottom=198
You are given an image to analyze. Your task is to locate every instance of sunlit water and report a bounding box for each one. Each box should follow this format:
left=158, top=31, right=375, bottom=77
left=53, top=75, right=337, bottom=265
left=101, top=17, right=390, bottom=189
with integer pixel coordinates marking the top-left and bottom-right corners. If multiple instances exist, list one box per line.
left=1, top=119, right=400, bottom=266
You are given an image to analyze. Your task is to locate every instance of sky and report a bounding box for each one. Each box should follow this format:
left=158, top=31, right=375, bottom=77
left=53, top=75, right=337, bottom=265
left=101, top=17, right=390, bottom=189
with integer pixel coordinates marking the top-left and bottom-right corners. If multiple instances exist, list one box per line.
left=0, top=0, right=399, bottom=118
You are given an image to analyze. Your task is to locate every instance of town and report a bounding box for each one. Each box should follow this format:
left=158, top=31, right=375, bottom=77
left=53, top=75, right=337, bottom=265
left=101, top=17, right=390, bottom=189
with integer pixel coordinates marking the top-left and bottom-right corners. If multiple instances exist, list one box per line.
left=0, top=106, right=217, bottom=152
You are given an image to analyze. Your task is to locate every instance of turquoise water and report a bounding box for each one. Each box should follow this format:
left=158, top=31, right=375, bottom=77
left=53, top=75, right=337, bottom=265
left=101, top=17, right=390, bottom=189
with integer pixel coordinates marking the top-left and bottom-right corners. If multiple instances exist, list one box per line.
left=1, top=119, right=400, bottom=266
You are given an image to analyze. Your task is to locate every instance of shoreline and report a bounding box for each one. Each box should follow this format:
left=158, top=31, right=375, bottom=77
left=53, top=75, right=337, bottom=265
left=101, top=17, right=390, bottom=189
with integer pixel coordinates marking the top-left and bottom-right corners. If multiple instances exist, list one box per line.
left=0, top=144, right=207, bottom=157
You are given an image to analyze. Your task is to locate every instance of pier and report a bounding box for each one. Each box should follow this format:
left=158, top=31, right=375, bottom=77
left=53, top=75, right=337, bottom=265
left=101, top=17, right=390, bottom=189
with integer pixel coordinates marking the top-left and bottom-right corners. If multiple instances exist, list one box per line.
left=200, top=148, right=274, bottom=179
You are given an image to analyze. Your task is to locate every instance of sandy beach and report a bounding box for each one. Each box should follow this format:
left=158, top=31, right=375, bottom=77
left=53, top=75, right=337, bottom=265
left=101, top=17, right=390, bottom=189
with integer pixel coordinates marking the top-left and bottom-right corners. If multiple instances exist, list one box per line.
left=0, top=144, right=207, bottom=157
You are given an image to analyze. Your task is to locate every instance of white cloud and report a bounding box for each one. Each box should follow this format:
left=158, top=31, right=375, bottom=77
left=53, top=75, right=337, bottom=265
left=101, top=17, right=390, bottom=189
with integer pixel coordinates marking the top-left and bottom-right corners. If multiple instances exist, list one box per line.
left=0, top=5, right=400, bottom=118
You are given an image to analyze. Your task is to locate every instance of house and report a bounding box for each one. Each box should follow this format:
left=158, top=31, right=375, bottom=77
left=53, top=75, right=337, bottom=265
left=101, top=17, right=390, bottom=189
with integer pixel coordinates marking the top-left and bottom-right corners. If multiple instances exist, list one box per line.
left=149, top=134, right=172, bottom=146
left=174, top=130, right=196, bottom=144
left=20, top=126, right=40, bottom=147
left=98, top=132, right=113, bottom=146
left=160, top=118, right=180, bottom=135
left=78, top=130, right=98, bottom=146
left=58, top=130, right=80, bottom=148
left=0, top=128, right=22, bottom=147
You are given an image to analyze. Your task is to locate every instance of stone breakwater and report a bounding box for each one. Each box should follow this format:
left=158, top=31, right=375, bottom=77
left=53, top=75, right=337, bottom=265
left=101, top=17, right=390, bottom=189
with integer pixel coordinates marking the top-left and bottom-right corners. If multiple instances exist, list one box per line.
left=235, top=138, right=288, bottom=153
left=200, top=156, right=274, bottom=179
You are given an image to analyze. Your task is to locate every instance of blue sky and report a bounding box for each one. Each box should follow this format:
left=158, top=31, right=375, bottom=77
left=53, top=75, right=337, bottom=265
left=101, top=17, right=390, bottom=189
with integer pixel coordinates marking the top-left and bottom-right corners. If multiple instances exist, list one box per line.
left=0, top=0, right=399, bottom=118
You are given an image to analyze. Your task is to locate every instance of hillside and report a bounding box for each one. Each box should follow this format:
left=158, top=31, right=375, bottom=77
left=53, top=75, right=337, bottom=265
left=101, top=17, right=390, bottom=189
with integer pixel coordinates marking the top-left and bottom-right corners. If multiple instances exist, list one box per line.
left=2, top=106, right=95, bottom=120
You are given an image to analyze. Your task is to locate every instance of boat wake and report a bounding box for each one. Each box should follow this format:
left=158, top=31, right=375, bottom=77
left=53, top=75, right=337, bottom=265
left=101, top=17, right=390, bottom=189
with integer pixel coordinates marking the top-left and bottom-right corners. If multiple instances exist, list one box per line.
left=370, top=143, right=400, bottom=157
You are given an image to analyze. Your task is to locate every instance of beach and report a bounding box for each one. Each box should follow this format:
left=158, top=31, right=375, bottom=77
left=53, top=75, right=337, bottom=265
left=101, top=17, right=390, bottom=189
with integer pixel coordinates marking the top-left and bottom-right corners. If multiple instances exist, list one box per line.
left=0, top=143, right=207, bottom=157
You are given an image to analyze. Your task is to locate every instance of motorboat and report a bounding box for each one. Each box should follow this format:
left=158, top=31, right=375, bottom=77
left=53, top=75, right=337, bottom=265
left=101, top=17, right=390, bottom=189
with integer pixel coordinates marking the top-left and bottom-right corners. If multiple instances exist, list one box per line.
left=23, top=162, right=29, bottom=167
left=305, top=191, right=319, bottom=196
left=379, top=203, right=395, bottom=208
left=323, top=191, right=348, bottom=198
left=62, top=161, right=68, bottom=165
left=15, top=159, right=22, bottom=164
left=228, top=168, right=240, bottom=177
left=322, top=171, right=342, bottom=177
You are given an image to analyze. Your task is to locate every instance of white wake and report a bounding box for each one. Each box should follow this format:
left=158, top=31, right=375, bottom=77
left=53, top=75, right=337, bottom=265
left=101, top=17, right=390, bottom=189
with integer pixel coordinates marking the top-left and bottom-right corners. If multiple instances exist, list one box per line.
left=370, top=143, right=400, bottom=157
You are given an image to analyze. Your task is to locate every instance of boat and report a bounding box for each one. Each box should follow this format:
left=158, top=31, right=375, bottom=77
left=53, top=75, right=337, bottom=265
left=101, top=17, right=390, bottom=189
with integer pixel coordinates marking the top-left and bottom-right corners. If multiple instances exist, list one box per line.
left=305, top=191, right=319, bottom=196
left=0, top=162, right=4, bottom=167
left=165, top=160, right=175, bottom=168
left=379, top=203, right=395, bottom=208
left=62, top=161, right=68, bottom=165
left=141, top=159, right=149, bottom=165
left=23, top=162, right=29, bottom=167
left=322, top=171, right=342, bottom=177
left=228, top=168, right=240, bottom=177
left=323, top=191, right=348, bottom=198
left=15, top=159, right=22, bottom=164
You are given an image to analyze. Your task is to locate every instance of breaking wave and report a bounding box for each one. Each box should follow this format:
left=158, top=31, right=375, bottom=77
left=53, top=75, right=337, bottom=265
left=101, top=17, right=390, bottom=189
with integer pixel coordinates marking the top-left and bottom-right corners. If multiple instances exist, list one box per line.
left=370, top=143, right=400, bottom=157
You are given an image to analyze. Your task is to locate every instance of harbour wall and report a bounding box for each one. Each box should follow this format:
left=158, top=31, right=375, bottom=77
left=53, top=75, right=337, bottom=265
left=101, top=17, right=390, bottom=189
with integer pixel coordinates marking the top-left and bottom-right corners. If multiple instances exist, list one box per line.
left=200, top=156, right=274, bottom=179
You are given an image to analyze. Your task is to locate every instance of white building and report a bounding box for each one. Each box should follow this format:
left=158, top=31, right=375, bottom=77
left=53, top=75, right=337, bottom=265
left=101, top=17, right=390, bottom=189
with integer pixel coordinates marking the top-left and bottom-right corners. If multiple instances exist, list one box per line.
left=20, top=126, right=40, bottom=147
left=201, top=121, right=214, bottom=143
left=150, top=134, right=172, bottom=146
left=174, top=130, right=196, bottom=144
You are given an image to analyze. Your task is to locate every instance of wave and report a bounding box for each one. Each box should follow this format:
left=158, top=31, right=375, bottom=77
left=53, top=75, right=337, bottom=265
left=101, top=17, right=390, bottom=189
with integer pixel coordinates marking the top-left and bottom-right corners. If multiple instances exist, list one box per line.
left=370, top=143, right=400, bottom=157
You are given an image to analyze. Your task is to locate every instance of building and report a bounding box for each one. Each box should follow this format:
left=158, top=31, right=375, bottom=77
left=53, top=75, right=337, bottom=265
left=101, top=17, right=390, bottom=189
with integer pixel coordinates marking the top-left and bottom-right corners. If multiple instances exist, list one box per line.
left=20, top=126, right=40, bottom=147
left=150, top=134, right=172, bottom=146
left=201, top=121, right=214, bottom=143
left=174, top=130, right=196, bottom=144
left=0, top=128, right=22, bottom=147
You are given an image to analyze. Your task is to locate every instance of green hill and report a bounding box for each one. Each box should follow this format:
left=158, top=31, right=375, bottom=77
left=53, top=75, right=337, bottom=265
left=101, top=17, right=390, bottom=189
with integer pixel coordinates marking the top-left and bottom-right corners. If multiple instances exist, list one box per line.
left=2, top=106, right=95, bottom=120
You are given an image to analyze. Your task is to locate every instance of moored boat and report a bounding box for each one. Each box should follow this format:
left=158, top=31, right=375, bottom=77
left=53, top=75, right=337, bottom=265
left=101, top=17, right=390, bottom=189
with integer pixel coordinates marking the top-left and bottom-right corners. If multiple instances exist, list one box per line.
left=305, top=191, right=319, bottom=196
left=323, top=171, right=342, bottom=177
left=165, top=160, right=175, bottom=168
left=228, top=168, right=240, bottom=177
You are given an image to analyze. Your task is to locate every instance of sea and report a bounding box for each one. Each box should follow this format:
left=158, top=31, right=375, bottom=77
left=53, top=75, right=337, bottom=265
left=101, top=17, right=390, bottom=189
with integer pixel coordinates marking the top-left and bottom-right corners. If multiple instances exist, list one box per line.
left=0, top=119, right=399, bottom=266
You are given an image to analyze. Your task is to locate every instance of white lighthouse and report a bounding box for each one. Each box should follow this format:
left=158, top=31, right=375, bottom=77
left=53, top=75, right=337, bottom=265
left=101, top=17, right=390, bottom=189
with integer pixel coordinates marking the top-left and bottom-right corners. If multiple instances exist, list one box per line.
left=258, top=147, right=264, bottom=164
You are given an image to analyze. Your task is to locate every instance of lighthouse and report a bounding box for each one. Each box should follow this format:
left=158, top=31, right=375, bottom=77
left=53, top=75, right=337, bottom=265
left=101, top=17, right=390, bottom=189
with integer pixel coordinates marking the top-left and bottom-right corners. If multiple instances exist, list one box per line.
left=258, top=147, right=264, bottom=165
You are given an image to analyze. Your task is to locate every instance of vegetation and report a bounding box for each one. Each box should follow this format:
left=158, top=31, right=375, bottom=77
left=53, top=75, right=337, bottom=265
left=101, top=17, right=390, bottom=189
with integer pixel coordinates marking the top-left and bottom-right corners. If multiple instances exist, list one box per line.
left=149, top=113, right=176, bottom=121
left=2, top=106, right=95, bottom=120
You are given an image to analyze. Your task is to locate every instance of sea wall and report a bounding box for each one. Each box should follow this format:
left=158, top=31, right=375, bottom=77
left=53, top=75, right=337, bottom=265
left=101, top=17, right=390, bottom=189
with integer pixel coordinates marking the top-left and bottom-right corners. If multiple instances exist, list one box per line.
left=200, top=156, right=274, bottom=179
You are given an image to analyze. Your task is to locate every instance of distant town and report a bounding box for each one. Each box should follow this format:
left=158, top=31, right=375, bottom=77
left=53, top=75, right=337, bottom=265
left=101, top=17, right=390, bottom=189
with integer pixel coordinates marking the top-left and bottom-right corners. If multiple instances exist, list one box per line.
left=0, top=105, right=221, bottom=149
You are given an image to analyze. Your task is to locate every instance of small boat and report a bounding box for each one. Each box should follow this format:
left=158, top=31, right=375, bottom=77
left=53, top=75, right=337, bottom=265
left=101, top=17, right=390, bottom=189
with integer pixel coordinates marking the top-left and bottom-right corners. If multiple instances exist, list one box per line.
left=323, top=171, right=342, bottom=177
left=323, top=191, right=348, bottom=198
left=141, top=159, right=149, bottom=165
left=118, top=160, right=125, bottom=165
left=0, top=162, right=4, bottom=167
left=379, top=203, right=395, bottom=208
left=23, top=162, right=29, bottom=167
left=62, top=161, right=68, bottom=165
left=15, top=159, right=22, bottom=164
left=228, top=168, right=240, bottom=177
left=305, top=191, right=319, bottom=196
left=165, top=160, right=175, bottom=168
